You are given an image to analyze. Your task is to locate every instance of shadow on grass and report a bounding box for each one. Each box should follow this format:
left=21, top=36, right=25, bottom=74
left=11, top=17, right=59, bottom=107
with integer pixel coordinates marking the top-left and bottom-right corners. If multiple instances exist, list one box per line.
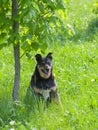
left=70, top=17, right=98, bottom=42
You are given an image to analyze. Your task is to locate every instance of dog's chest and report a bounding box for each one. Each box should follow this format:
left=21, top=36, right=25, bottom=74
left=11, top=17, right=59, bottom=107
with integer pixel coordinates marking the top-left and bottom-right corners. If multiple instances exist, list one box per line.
left=32, top=74, right=56, bottom=100
left=36, top=79, right=54, bottom=89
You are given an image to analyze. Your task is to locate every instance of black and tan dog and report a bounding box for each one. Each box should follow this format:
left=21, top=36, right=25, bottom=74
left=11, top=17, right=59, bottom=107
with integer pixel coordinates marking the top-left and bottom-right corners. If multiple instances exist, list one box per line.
left=30, top=52, right=60, bottom=104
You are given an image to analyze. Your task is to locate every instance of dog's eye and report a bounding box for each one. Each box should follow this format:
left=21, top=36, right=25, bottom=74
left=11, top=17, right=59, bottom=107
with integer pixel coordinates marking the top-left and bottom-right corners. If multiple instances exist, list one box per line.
left=41, top=62, right=45, bottom=66
left=38, top=62, right=44, bottom=66
left=47, top=61, right=51, bottom=65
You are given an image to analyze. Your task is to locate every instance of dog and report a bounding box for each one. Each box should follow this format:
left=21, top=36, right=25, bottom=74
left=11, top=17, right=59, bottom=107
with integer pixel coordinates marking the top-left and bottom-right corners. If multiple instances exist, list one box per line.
left=30, top=52, right=60, bottom=104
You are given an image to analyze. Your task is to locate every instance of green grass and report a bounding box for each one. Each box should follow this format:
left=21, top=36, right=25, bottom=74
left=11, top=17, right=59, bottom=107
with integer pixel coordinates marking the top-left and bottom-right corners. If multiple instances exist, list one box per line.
left=0, top=0, right=98, bottom=129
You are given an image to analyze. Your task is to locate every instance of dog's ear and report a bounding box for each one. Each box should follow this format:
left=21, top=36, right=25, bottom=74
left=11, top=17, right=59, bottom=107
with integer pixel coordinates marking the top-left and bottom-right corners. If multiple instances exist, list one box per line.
left=35, top=54, right=42, bottom=62
left=47, top=52, right=52, bottom=60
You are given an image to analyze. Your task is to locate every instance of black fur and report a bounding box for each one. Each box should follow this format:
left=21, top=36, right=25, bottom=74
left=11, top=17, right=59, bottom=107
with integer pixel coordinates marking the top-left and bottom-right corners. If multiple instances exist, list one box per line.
left=30, top=53, right=59, bottom=103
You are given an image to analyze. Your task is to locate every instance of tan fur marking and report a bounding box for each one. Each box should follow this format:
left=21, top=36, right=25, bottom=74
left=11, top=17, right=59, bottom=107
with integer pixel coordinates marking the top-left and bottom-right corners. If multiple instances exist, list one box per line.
left=37, top=65, right=51, bottom=79
left=50, top=86, right=57, bottom=91
left=33, top=87, right=42, bottom=94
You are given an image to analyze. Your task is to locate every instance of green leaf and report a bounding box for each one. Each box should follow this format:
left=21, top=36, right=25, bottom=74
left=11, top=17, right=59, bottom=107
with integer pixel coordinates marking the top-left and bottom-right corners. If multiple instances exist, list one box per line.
left=31, top=42, right=41, bottom=51
left=0, top=33, right=7, bottom=41
left=21, top=41, right=31, bottom=51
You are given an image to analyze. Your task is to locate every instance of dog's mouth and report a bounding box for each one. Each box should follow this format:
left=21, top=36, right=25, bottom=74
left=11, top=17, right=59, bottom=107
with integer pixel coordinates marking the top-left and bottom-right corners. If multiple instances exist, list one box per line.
left=41, top=68, right=50, bottom=75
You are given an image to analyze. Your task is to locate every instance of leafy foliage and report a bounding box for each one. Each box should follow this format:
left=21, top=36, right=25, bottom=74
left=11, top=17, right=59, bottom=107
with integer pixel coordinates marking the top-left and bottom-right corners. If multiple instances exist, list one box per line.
left=0, top=0, right=67, bottom=55
left=93, top=0, right=98, bottom=14
left=0, top=0, right=11, bottom=49
left=19, top=0, right=67, bottom=53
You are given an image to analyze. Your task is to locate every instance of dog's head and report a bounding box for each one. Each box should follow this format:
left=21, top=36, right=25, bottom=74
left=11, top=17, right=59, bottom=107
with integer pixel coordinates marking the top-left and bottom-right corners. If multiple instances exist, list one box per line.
left=35, top=52, right=52, bottom=79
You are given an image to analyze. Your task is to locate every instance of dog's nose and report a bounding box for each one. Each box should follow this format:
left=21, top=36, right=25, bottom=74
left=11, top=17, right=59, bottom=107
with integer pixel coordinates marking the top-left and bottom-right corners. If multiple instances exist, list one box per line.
left=45, top=64, right=49, bottom=68
left=45, top=64, right=48, bottom=67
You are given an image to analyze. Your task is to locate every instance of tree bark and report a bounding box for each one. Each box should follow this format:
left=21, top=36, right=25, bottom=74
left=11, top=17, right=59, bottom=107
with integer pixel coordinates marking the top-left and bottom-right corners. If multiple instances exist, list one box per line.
left=12, top=0, right=20, bottom=101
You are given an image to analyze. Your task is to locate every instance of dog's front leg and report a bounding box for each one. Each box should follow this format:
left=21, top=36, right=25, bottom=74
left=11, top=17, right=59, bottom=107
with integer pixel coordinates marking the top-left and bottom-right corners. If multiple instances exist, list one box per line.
left=49, top=90, right=59, bottom=102
left=49, top=89, right=63, bottom=109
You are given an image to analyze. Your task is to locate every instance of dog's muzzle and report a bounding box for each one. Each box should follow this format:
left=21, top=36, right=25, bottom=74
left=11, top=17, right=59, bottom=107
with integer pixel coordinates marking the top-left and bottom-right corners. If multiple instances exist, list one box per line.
left=38, top=65, right=52, bottom=79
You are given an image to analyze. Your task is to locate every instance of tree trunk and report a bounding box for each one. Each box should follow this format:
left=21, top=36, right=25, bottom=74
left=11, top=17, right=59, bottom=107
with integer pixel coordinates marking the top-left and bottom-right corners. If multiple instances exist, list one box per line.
left=12, top=0, right=20, bottom=101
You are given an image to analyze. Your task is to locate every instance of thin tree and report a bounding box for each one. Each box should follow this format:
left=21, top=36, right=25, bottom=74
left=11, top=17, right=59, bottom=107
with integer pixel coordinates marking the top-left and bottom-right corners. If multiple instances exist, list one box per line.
left=12, top=0, right=20, bottom=101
